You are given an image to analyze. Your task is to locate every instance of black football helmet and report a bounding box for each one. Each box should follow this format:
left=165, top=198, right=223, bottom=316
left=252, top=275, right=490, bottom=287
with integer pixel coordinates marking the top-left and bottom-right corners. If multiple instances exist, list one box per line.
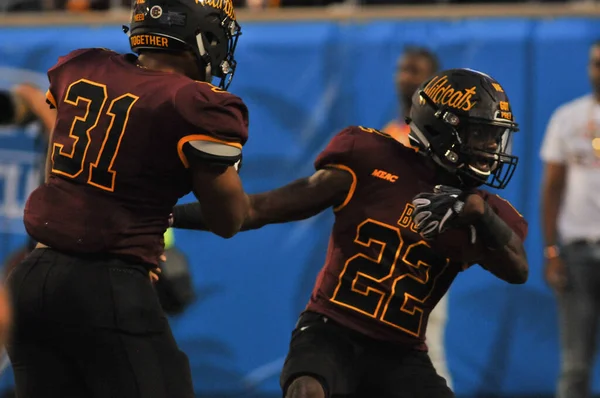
left=406, top=68, right=519, bottom=190
left=124, top=0, right=241, bottom=89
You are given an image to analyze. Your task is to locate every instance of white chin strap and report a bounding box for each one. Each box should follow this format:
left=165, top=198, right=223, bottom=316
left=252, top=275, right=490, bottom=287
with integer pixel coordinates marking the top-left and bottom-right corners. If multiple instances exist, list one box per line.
left=195, top=32, right=212, bottom=79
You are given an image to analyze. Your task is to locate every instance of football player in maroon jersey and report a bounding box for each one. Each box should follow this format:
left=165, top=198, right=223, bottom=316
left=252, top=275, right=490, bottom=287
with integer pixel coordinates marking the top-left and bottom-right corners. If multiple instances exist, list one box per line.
left=7, top=1, right=250, bottom=397
left=171, top=68, right=528, bottom=398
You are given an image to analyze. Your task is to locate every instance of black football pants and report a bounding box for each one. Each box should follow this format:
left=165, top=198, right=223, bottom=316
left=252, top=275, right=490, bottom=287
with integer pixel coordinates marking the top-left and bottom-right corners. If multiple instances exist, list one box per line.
left=280, top=311, right=454, bottom=398
left=6, top=248, right=194, bottom=398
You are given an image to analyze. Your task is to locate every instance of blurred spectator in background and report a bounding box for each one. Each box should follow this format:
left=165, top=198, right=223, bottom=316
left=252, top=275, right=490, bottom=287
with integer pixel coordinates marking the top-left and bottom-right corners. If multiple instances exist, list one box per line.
left=241, top=0, right=570, bottom=8
left=541, top=40, right=600, bottom=398
left=382, top=46, right=452, bottom=388
left=0, top=0, right=583, bottom=12
left=0, top=0, right=42, bottom=11
left=0, top=83, right=62, bottom=268
left=0, top=83, right=47, bottom=384
left=56, top=0, right=125, bottom=11
left=155, top=228, right=196, bottom=317
left=383, top=47, right=439, bottom=146
left=0, top=84, right=58, bottom=389
left=0, top=83, right=55, bottom=135
left=243, top=0, right=342, bottom=8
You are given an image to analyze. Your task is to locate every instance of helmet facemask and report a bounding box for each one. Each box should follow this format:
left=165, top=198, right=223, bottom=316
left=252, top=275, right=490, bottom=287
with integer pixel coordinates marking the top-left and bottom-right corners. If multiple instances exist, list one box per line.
left=457, top=122, right=518, bottom=189
left=193, top=15, right=240, bottom=90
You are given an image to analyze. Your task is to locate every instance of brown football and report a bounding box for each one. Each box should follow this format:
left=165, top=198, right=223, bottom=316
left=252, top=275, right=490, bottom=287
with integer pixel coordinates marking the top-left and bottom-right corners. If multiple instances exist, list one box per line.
left=428, top=224, right=486, bottom=264
left=417, top=190, right=526, bottom=265
left=426, top=190, right=493, bottom=264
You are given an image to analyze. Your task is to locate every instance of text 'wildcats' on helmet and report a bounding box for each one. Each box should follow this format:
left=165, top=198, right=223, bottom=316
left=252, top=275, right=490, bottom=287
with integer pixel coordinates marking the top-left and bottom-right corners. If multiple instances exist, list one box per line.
left=125, top=0, right=241, bottom=89
left=406, top=68, right=519, bottom=190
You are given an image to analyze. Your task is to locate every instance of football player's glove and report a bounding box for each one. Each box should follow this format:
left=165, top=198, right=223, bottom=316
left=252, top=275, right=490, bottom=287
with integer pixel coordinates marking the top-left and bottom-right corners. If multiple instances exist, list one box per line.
left=411, top=185, right=471, bottom=241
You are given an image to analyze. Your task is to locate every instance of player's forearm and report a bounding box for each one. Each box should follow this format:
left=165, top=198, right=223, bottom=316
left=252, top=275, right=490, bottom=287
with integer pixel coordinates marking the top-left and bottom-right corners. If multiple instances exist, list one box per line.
left=13, top=84, right=56, bottom=134
left=203, top=192, right=250, bottom=238
left=245, top=179, right=334, bottom=228
left=172, top=170, right=350, bottom=232
left=476, top=204, right=529, bottom=284
left=171, top=194, right=281, bottom=232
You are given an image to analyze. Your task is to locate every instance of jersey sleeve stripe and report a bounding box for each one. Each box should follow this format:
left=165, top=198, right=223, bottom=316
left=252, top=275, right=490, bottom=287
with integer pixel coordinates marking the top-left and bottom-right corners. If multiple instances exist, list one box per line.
left=325, top=164, right=357, bottom=212
left=45, top=89, right=57, bottom=109
left=177, top=134, right=243, bottom=168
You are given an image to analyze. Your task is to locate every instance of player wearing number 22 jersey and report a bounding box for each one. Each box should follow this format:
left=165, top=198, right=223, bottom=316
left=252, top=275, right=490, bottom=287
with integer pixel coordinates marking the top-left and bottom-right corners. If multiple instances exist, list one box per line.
left=7, top=1, right=251, bottom=398
left=171, top=68, right=529, bottom=398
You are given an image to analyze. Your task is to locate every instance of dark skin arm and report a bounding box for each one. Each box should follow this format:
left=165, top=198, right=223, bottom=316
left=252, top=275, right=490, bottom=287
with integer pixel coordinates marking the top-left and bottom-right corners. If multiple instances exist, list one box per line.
left=460, top=194, right=529, bottom=284
left=13, top=84, right=56, bottom=134
left=541, top=162, right=567, bottom=291
left=175, top=168, right=528, bottom=285
left=190, top=163, right=250, bottom=238
left=172, top=167, right=354, bottom=231
left=5, top=84, right=57, bottom=182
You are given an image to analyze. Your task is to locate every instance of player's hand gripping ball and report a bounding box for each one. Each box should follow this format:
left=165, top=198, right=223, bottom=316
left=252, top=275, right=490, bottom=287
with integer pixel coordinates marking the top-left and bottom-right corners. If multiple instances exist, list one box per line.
left=412, top=185, right=471, bottom=239
left=412, top=185, right=486, bottom=263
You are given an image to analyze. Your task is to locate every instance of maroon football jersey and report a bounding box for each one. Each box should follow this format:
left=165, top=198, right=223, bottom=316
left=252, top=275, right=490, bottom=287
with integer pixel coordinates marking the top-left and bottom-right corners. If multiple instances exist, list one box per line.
left=24, top=48, right=248, bottom=266
left=305, top=126, right=528, bottom=349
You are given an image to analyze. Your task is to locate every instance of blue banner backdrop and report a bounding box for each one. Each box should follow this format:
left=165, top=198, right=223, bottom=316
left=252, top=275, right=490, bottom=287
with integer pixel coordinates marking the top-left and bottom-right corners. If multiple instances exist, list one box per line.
left=0, top=16, right=598, bottom=397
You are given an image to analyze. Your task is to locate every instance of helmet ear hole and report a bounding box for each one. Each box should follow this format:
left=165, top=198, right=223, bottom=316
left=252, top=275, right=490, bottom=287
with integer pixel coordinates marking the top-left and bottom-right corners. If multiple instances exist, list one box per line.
left=203, top=32, right=218, bottom=47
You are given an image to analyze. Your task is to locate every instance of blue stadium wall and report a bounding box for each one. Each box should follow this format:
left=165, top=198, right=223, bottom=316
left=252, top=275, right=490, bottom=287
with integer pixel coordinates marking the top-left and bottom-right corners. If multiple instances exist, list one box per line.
left=0, top=17, right=598, bottom=397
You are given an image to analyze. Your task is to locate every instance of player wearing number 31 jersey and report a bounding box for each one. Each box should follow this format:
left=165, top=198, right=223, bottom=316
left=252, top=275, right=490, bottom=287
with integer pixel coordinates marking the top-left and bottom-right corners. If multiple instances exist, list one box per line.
left=7, top=1, right=249, bottom=397
left=171, top=68, right=529, bottom=397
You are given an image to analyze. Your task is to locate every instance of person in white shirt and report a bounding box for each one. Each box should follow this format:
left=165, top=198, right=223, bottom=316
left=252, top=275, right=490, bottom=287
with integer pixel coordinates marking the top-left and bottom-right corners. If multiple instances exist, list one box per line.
left=541, top=40, right=600, bottom=398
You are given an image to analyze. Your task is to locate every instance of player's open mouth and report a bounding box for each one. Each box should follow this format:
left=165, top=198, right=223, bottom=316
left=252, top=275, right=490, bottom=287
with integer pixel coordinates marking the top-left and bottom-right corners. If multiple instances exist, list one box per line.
left=464, top=140, right=498, bottom=172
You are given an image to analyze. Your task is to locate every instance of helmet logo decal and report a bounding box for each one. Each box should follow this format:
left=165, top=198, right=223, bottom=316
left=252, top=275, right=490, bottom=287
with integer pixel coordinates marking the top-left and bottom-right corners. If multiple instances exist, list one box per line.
left=499, top=101, right=513, bottom=121
left=195, top=0, right=236, bottom=21
left=492, top=83, right=504, bottom=92
left=150, top=5, right=162, bottom=19
left=130, top=34, right=169, bottom=48
left=423, top=75, right=477, bottom=112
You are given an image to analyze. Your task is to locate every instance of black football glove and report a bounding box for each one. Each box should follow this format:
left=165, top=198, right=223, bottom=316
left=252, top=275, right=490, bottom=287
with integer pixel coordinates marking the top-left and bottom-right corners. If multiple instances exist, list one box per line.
left=411, top=185, right=472, bottom=241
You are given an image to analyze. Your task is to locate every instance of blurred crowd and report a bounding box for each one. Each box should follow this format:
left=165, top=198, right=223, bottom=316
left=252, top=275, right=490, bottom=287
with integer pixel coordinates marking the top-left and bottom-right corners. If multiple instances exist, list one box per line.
left=0, top=0, right=589, bottom=12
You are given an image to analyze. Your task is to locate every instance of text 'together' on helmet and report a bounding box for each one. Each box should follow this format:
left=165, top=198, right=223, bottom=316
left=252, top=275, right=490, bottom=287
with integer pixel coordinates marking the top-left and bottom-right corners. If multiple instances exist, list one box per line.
left=124, top=0, right=241, bottom=90
left=406, top=68, right=519, bottom=190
